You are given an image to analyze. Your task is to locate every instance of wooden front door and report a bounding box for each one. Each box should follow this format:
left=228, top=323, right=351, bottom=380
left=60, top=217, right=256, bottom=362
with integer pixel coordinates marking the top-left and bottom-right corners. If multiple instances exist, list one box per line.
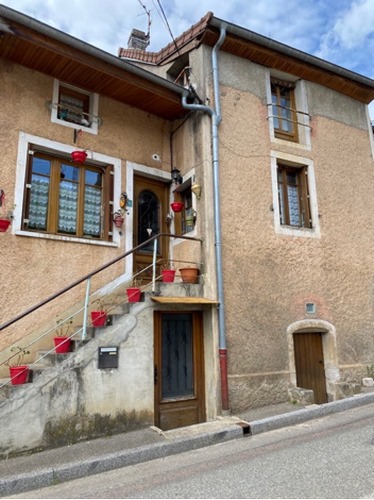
left=134, top=176, right=169, bottom=281
left=294, top=332, right=327, bottom=404
left=154, top=312, right=206, bottom=430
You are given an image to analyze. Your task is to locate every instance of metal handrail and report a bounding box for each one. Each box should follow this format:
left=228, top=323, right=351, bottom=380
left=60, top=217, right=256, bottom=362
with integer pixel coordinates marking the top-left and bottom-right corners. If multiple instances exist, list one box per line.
left=0, top=232, right=202, bottom=332
left=0, top=232, right=202, bottom=371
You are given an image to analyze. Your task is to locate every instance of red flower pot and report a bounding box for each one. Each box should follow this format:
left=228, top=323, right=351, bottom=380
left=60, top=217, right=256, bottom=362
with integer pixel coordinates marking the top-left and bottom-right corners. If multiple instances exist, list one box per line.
left=170, top=202, right=184, bottom=213
left=0, top=219, right=11, bottom=232
left=54, top=337, right=72, bottom=353
left=162, top=269, right=176, bottom=283
left=9, top=366, right=29, bottom=385
left=71, top=150, right=87, bottom=163
left=90, top=310, right=107, bottom=327
left=126, top=288, right=141, bottom=303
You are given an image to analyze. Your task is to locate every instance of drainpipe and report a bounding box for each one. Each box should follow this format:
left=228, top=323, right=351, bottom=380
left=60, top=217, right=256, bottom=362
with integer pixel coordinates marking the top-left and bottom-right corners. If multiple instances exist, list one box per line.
left=181, top=24, right=229, bottom=414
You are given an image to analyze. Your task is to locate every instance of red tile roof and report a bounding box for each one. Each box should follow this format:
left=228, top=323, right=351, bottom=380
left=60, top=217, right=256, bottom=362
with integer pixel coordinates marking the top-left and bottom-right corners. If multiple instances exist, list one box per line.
left=118, top=11, right=213, bottom=64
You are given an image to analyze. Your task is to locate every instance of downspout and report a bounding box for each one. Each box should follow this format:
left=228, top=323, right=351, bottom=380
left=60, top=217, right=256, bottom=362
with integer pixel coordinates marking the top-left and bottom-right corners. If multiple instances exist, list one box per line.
left=181, top=24, right=229, bottom=414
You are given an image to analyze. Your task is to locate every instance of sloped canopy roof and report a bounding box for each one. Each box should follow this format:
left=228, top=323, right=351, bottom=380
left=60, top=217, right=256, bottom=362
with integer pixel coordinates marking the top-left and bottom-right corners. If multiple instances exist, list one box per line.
left=120, top=12, right=374, bottom=105
left=0, top=5, right=189, bottom=120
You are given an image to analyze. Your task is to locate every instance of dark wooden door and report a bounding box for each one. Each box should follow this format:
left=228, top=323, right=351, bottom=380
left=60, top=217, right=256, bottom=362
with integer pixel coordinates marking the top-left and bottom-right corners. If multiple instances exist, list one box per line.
left=294, top=332, right=327, bottom=404
left=154, top=312, right=206, bottom=430
left=134, top=176, right=169, bottom=281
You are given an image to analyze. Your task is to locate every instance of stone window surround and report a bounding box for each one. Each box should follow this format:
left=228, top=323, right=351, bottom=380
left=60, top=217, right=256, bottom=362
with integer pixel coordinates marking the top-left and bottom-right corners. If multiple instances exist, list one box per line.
left=13, top=132, right=121, bottom=247
left=50, top=79, right=99, bottom=135
left=265, top=69, right=311, bottom=151
left=270, top=150, right=321, bottom=238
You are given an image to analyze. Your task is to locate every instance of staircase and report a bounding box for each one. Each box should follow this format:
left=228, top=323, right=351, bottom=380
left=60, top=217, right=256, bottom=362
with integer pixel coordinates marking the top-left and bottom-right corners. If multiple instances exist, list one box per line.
left=0, top=276, right=206, bottom=459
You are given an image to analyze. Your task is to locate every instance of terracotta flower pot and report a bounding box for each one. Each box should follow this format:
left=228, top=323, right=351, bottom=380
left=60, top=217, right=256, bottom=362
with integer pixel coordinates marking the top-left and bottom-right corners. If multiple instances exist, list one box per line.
left=90, top=310, right=107, bottom=327
left=71, top=150, right=87, bottom=163
left=180, top=267, right=199, bottom=284
left=113, top=216, right=124, bottom=228
left=126, top=288, right=141, bottom=302
left=162, top=269, right=176, bottom=283
left=53, top=337, right=72, bottom=353
left=0, top=219, right=11, bottom=232
left=170, top=202, right=184, bottom=213
left=9, top=366, right=29, bottom=385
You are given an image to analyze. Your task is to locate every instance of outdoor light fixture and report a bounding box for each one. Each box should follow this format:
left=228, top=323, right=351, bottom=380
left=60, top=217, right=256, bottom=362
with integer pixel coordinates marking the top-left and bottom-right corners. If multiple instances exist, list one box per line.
left=191, top=181, right=202, bottom=200
left=171, top=168, right=183, bottom=185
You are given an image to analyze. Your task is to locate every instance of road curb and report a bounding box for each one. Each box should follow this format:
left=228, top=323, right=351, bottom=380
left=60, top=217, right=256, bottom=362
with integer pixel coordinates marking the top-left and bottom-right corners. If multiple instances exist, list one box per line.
left=248, top=391, right=374, bottom=435
left=0, top=425, right=243, bottom=497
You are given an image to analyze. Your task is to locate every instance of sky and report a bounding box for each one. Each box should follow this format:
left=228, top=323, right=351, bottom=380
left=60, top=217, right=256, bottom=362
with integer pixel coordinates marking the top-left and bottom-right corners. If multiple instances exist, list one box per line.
left=2, top=0, right=374, bottom=119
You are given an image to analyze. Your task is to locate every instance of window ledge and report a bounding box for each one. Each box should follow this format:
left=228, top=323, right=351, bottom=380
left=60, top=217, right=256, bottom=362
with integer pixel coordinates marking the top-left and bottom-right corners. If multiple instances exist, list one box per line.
left=14, top=230, right=119, bottom=247
left=276, top=226, right=320, bottom=239
left=271, top=137, right=311, bottom=151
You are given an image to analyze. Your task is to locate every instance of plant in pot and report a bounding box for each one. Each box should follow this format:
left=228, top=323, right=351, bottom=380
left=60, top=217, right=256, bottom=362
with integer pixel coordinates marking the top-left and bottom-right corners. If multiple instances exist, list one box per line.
left=161, top=262, right=176, bottom=283
left=5, top=346, right=30, bottom=385
left=179, top=266, right=200, bottom=284
left=90, top=299, right=108, bottom=327
left=54, top=316, right=73, bottom=353
left=0, top=191, right=15, bottom=232
left=113, top=209, right=125, bottom=228
left=126, top=278, right=142, bottom=303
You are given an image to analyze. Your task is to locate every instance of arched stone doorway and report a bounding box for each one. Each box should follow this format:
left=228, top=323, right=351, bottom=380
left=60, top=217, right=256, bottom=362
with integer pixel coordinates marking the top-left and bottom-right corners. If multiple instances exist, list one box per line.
left=287, top=320, right=339, bottom=402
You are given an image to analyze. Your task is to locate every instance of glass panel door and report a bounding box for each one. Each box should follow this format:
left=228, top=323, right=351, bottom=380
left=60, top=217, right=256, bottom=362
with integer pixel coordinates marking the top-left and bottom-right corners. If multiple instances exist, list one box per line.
left=161, top=314, right=193, bottom=399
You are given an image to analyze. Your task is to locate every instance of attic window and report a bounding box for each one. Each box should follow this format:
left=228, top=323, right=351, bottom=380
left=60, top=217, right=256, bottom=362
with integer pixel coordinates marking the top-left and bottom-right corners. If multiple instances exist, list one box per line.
left=50, top=80, right=100, bottom=135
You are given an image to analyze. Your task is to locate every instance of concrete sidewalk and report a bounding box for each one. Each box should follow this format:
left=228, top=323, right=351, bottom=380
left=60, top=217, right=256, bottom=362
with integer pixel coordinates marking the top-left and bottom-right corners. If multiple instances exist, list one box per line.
left=1, top=391, right=374, bottom=498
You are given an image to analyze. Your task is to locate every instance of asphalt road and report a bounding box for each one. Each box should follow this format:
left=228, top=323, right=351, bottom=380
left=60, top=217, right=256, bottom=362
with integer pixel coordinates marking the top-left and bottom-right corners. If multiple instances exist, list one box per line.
left=10, top=403, right=374, bottom=499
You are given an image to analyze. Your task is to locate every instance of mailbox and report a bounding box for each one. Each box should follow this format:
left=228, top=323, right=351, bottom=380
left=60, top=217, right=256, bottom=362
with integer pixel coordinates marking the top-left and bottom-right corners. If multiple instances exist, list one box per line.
left=98, top=347, right=119, bottom=369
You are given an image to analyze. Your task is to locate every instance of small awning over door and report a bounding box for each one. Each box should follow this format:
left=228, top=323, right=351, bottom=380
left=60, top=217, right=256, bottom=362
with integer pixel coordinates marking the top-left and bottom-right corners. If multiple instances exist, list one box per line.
left=151, top=297, right=218, bottom=304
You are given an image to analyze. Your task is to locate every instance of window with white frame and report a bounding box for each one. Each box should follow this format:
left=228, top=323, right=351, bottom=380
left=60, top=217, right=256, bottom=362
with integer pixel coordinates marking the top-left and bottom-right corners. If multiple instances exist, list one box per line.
left=50, top=80, right=100, bottom=134
left=271, top=152, right=320, bottom=238
left=22, top=147, right=113, bottom=241
left=14, top=133, right=121, bottom=246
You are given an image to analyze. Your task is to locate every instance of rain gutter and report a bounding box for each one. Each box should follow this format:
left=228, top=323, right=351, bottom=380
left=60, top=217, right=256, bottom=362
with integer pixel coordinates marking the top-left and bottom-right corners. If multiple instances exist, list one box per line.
left=0, top=5, right=187, bottom=97
left=181, top=24, right=230, bottom=414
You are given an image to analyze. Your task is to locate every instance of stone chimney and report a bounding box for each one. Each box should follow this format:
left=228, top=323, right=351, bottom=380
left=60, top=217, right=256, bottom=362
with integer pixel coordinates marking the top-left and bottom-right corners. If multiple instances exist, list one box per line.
left=127, top=29, right=150, bottom=50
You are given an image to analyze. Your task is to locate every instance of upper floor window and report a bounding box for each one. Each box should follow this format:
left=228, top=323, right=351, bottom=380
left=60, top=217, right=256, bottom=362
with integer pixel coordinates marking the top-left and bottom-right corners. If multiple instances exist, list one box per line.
left=23, top=149, right=113, bottom=241
left=271, top=79, right=298, bottom=142
left=50, top=80, right=100, bottom=135
left=277, top=164, right=311, bottom=228
left=270, top=151, right=320, bottom=238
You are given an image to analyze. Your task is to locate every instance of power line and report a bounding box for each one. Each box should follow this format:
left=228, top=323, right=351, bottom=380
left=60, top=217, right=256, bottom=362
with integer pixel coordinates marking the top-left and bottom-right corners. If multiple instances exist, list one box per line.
left=153, top=0, right=181, bottom=56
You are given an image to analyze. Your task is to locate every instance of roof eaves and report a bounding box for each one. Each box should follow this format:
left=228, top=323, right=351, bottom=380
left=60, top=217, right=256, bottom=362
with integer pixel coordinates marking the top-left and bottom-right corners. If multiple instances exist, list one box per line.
left=209, top=15, right=374, bottom=90
left=0, top=4, right=188, bottom=97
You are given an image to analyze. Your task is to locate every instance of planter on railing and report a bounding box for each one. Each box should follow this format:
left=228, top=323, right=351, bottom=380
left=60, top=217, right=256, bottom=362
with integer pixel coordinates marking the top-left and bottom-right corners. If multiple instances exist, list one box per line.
left=0, top=219, right=11, bottom=232
left=53, top=337, right=72, bottom=353
left=180, top=267, right=199, bottom=284
left=9, top=366, right=29, bottom=385
left=126, top=288, right=141, bottom=302
left=91, top=310, right=107, bottom=327
left=162, top=269, right=176, bottom=283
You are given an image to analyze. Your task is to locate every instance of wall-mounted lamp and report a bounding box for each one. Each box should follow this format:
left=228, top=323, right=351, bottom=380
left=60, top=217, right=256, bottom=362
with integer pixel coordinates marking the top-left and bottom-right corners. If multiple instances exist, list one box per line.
left=191, top=182, right=202, bottom=200
left=166, top=213, right=173, bottom=225
left=171, top=168, right=183, bottom=185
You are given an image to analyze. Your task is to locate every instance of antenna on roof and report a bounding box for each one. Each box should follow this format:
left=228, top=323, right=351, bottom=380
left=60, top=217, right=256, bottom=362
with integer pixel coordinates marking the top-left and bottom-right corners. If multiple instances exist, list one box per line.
left=127, top=0, right=151, bottom=50
left=138, top=0, right=151, bottom=39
